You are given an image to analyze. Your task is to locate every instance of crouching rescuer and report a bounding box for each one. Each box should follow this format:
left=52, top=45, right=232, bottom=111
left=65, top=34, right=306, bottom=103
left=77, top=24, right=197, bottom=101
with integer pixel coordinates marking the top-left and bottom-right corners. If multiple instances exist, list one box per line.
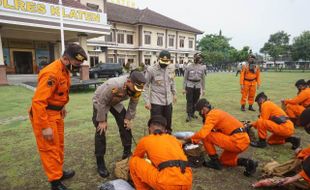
left=184, top=98, right=258, bottom=176
left=129, top=115, right=193, bottom=190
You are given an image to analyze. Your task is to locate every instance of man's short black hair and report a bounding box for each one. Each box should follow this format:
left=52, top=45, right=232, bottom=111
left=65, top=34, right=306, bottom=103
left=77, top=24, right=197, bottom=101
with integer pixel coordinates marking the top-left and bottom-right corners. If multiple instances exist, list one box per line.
left=147, top=115, right=167, bottom=128
left=295, top=79, right=307, bottom=87
left=300, top=108, right=310, bottom=127
left=195, top=98, right=211, bottom=112
left=255, top=92, right=268, bottom=102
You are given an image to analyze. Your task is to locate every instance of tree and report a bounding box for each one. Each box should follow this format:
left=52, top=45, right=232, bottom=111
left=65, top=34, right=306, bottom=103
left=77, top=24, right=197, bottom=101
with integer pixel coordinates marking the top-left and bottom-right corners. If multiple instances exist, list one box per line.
left=291, top=31, right=310, bottom=61
left=260, top=31, right=290, bottom=63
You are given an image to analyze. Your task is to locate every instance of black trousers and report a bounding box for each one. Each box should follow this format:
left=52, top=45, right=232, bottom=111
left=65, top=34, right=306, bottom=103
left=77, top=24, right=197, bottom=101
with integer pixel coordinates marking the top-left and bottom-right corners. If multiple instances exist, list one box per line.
left=186, top=86, right=201, bottom=116
left=150, top=103, right=173, bottom=133
left=92, top=106, right=132, bottom=156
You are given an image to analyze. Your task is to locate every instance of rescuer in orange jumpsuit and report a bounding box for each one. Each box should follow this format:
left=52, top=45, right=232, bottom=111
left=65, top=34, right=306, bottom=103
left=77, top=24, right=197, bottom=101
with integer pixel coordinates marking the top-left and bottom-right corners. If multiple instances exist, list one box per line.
left=278, top=108, right=310, bottom=186
left=240, top=54, right=261, bottom=111
left=29, top=44, right=87, bottom=190
left=129, top=115, right=192, bottom=190
left=281, top=79, right=310, bottom=125
left=250, top=92, right=300, bottom=150
left=184, top=98, right=258, bottom=176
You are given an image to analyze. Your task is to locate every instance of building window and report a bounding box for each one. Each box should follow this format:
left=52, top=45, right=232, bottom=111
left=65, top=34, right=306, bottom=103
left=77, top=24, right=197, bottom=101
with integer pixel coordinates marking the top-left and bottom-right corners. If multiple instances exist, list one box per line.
left=189, top=40, right=193, bottom=48
left=107, top=58, right=114, bottom=63
left=127, top=34, right=133, bottom=44
left=169, top=37, right=174, bottom=47
left=179, top=39, right=184, bottom=48
left=90, top=56, right=99, bottom=67
left=145, top=34, right=151, bottom=45
left=117, top=33, right=124, bottom=44
left=106, top=33, right=112, bottom=42
left=128, top=58, right=134, bottom=64
left=157, top=35, right=163, bottom=46
left=145, top=59, right=151, bottom=65
left=118, top=58, right=125, bottom=64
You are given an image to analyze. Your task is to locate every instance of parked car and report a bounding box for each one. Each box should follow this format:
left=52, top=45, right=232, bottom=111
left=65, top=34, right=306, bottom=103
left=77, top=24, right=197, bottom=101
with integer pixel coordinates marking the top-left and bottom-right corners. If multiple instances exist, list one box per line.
left=89, top=63, right=123, bottom=79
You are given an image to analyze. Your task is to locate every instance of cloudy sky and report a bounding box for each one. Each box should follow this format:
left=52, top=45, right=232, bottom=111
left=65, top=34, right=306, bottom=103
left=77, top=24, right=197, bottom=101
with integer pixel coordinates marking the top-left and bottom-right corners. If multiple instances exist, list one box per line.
left=135, top=0, right=310, bottom=53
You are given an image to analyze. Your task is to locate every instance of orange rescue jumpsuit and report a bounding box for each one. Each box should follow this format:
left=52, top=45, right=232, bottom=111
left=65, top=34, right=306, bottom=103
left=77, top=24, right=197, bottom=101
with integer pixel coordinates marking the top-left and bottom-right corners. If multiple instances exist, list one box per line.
left=29, top=59, right=70, bottom=182
left=129, top=134, right=192, bottom=190
left=240, top=64, right=261, bottom=105
left=284, top=88, right=310, bottom=119
left=252, top=101, right=294, bottom=145
left=191, top=109, right=250, bottom=166
left=297, top=147, right=310, bottom=184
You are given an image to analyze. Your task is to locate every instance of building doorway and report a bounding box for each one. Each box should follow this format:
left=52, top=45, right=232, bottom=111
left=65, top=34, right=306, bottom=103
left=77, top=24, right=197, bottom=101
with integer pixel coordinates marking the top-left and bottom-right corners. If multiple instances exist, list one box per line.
left=12, top=50, right=34, bottom=74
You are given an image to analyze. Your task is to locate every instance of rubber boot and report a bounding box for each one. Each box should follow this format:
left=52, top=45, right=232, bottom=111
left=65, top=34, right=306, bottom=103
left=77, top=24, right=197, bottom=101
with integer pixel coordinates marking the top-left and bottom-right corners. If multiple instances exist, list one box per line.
left=96, top=156, right=109, bottom=178
left=248, top=105, right=256, bottom=111
left=203, top=155, right=222, bottom=170
left=51, top=180, right=68, bottom=190
left=237, top=158, right=258, bottom=177
left=285, top=136, right=301, bottom=150
left=250, top=138, right=267, bottom=148
left=241, top=105, right=246, bottom=112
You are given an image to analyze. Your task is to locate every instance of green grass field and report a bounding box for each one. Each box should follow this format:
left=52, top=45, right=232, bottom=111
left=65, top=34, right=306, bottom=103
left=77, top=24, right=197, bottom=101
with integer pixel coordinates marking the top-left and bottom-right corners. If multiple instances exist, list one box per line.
left=0, top=72, right=309, bottom=190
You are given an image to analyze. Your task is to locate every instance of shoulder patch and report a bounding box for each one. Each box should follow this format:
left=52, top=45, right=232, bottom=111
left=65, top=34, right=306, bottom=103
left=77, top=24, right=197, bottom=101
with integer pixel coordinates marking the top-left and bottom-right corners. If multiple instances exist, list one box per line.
left=47, top=76, right=56, bottom=87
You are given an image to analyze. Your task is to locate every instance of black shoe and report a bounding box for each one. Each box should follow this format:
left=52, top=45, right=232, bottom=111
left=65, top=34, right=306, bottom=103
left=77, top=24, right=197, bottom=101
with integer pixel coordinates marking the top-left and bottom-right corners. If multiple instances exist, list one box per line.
left=250, top=139, right=267, bottom=148
left=122, top=146, right=132, bottom=159
left=203, top=155, right=222, bottom=170
left=248, top=105, right=256, bottom=111
left=60, top=170, right=75, bottom=181
left=96, top=156, right=110, bottom=178
left=186, top=115, right=191, bottom=122
left=51, top=180, right=68, bottom=190
left=241, top=105, right=246, bottom=112
left=244, top=160, right=258, bottom=177
left=285, top=137, right=301, bottom=150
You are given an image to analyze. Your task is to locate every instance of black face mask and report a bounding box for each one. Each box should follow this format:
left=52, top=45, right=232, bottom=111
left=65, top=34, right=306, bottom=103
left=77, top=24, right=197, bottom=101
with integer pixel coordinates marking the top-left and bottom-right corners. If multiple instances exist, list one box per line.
left=126, top=88, right=136, bottom=97
left=159, top=63, right=168, bottom=69
left=66, top=64, right=81, bottom=72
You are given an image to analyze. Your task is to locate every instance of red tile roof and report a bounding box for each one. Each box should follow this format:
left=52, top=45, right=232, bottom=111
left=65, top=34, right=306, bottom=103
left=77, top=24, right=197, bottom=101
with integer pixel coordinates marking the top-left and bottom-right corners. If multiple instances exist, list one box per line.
left=106, top=2, right=203, bottom=34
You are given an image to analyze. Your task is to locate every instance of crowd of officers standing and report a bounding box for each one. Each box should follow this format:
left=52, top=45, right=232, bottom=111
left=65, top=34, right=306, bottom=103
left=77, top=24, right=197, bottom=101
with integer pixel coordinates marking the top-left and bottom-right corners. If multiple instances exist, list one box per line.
left=28, top=44, right=310, bottom=190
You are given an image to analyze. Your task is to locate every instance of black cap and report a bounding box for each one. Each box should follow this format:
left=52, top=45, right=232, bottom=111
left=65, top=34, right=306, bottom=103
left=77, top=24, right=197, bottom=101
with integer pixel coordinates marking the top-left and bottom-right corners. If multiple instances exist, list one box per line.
left=195, top=98, right=211, bottom=112
left=147, top=115, right=167, bottom=128
left=64, top=43, right=87, bottom=62
left=302, top=156, right=310, bottom=179
left=158, top=50, right=171, bottom=65
left=295, top=79, right=307, bottom=87
left=129, top=71, right=147, bottom=92
left=255, top=92, right=267, bottom=102
left=300, top=108, right=310, bottom=127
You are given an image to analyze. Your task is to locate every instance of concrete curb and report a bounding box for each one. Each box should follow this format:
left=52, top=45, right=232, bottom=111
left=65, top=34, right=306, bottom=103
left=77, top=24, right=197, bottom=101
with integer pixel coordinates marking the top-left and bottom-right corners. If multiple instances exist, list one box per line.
left=10, top=82, right=36, bottom=91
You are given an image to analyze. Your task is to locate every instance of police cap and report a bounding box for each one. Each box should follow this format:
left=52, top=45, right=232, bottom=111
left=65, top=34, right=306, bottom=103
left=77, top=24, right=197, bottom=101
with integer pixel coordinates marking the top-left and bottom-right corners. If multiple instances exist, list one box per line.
left=300, top=108, right=310, bottom=127
left=147, top=115, right=167, bottom=128
left=64, top=43, right=87, bottom=62
left=295, top=79, right=306, bottom=87
left=255, top=92, right=268, bottom=102
left=158, top=50, right=171, bottom=65
left=195, top=98, right=211, bottom=112
left=129, top=70, right=147, bottom=92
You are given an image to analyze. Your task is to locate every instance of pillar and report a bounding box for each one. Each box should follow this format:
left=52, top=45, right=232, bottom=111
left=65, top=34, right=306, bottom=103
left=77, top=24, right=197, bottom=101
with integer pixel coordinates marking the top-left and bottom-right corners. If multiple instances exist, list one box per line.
left=78, top=33, right=89, bottom=80
left=0, top=29, right=8, bottom=85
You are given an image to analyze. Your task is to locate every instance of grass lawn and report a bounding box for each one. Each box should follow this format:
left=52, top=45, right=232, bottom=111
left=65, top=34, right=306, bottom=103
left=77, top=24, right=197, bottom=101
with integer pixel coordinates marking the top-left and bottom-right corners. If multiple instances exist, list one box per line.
left=0, top=72, right=309, bottom=190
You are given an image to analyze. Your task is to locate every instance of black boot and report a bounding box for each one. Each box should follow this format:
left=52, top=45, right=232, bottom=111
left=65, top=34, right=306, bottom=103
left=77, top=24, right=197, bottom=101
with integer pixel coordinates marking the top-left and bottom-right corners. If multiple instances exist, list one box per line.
left=60, top=170, right=75, bottom=181
left=203, top=155, right=222, bottom=170
left=122, top=146, right=132, bottom=159
left=237, top=158, right=258, bottom=177
left=96, top=156, right=109, bottom=178
left=248, top=105, right=255, bottom=111
left=250, top=138, right=267, bottom=148
left=241, top=105, right=246, bottom=112
left=51, top=180, right=68, bottom=190
left=285, top=137, right=301, bottom=150
left=186, top=114, right=192, bottom=122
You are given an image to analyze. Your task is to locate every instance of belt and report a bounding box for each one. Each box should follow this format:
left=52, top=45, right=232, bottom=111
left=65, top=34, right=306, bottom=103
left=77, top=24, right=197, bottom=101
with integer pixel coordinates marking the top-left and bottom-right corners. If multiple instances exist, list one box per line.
left=158, top=160, right=189, bottom=173
left=46, top=104, right=64, bottom=111
left=230, top=127, right=247, bottom=135
left=188, top=79, right=201, bottom=82
left=244, top=78, right=256, bottom=82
